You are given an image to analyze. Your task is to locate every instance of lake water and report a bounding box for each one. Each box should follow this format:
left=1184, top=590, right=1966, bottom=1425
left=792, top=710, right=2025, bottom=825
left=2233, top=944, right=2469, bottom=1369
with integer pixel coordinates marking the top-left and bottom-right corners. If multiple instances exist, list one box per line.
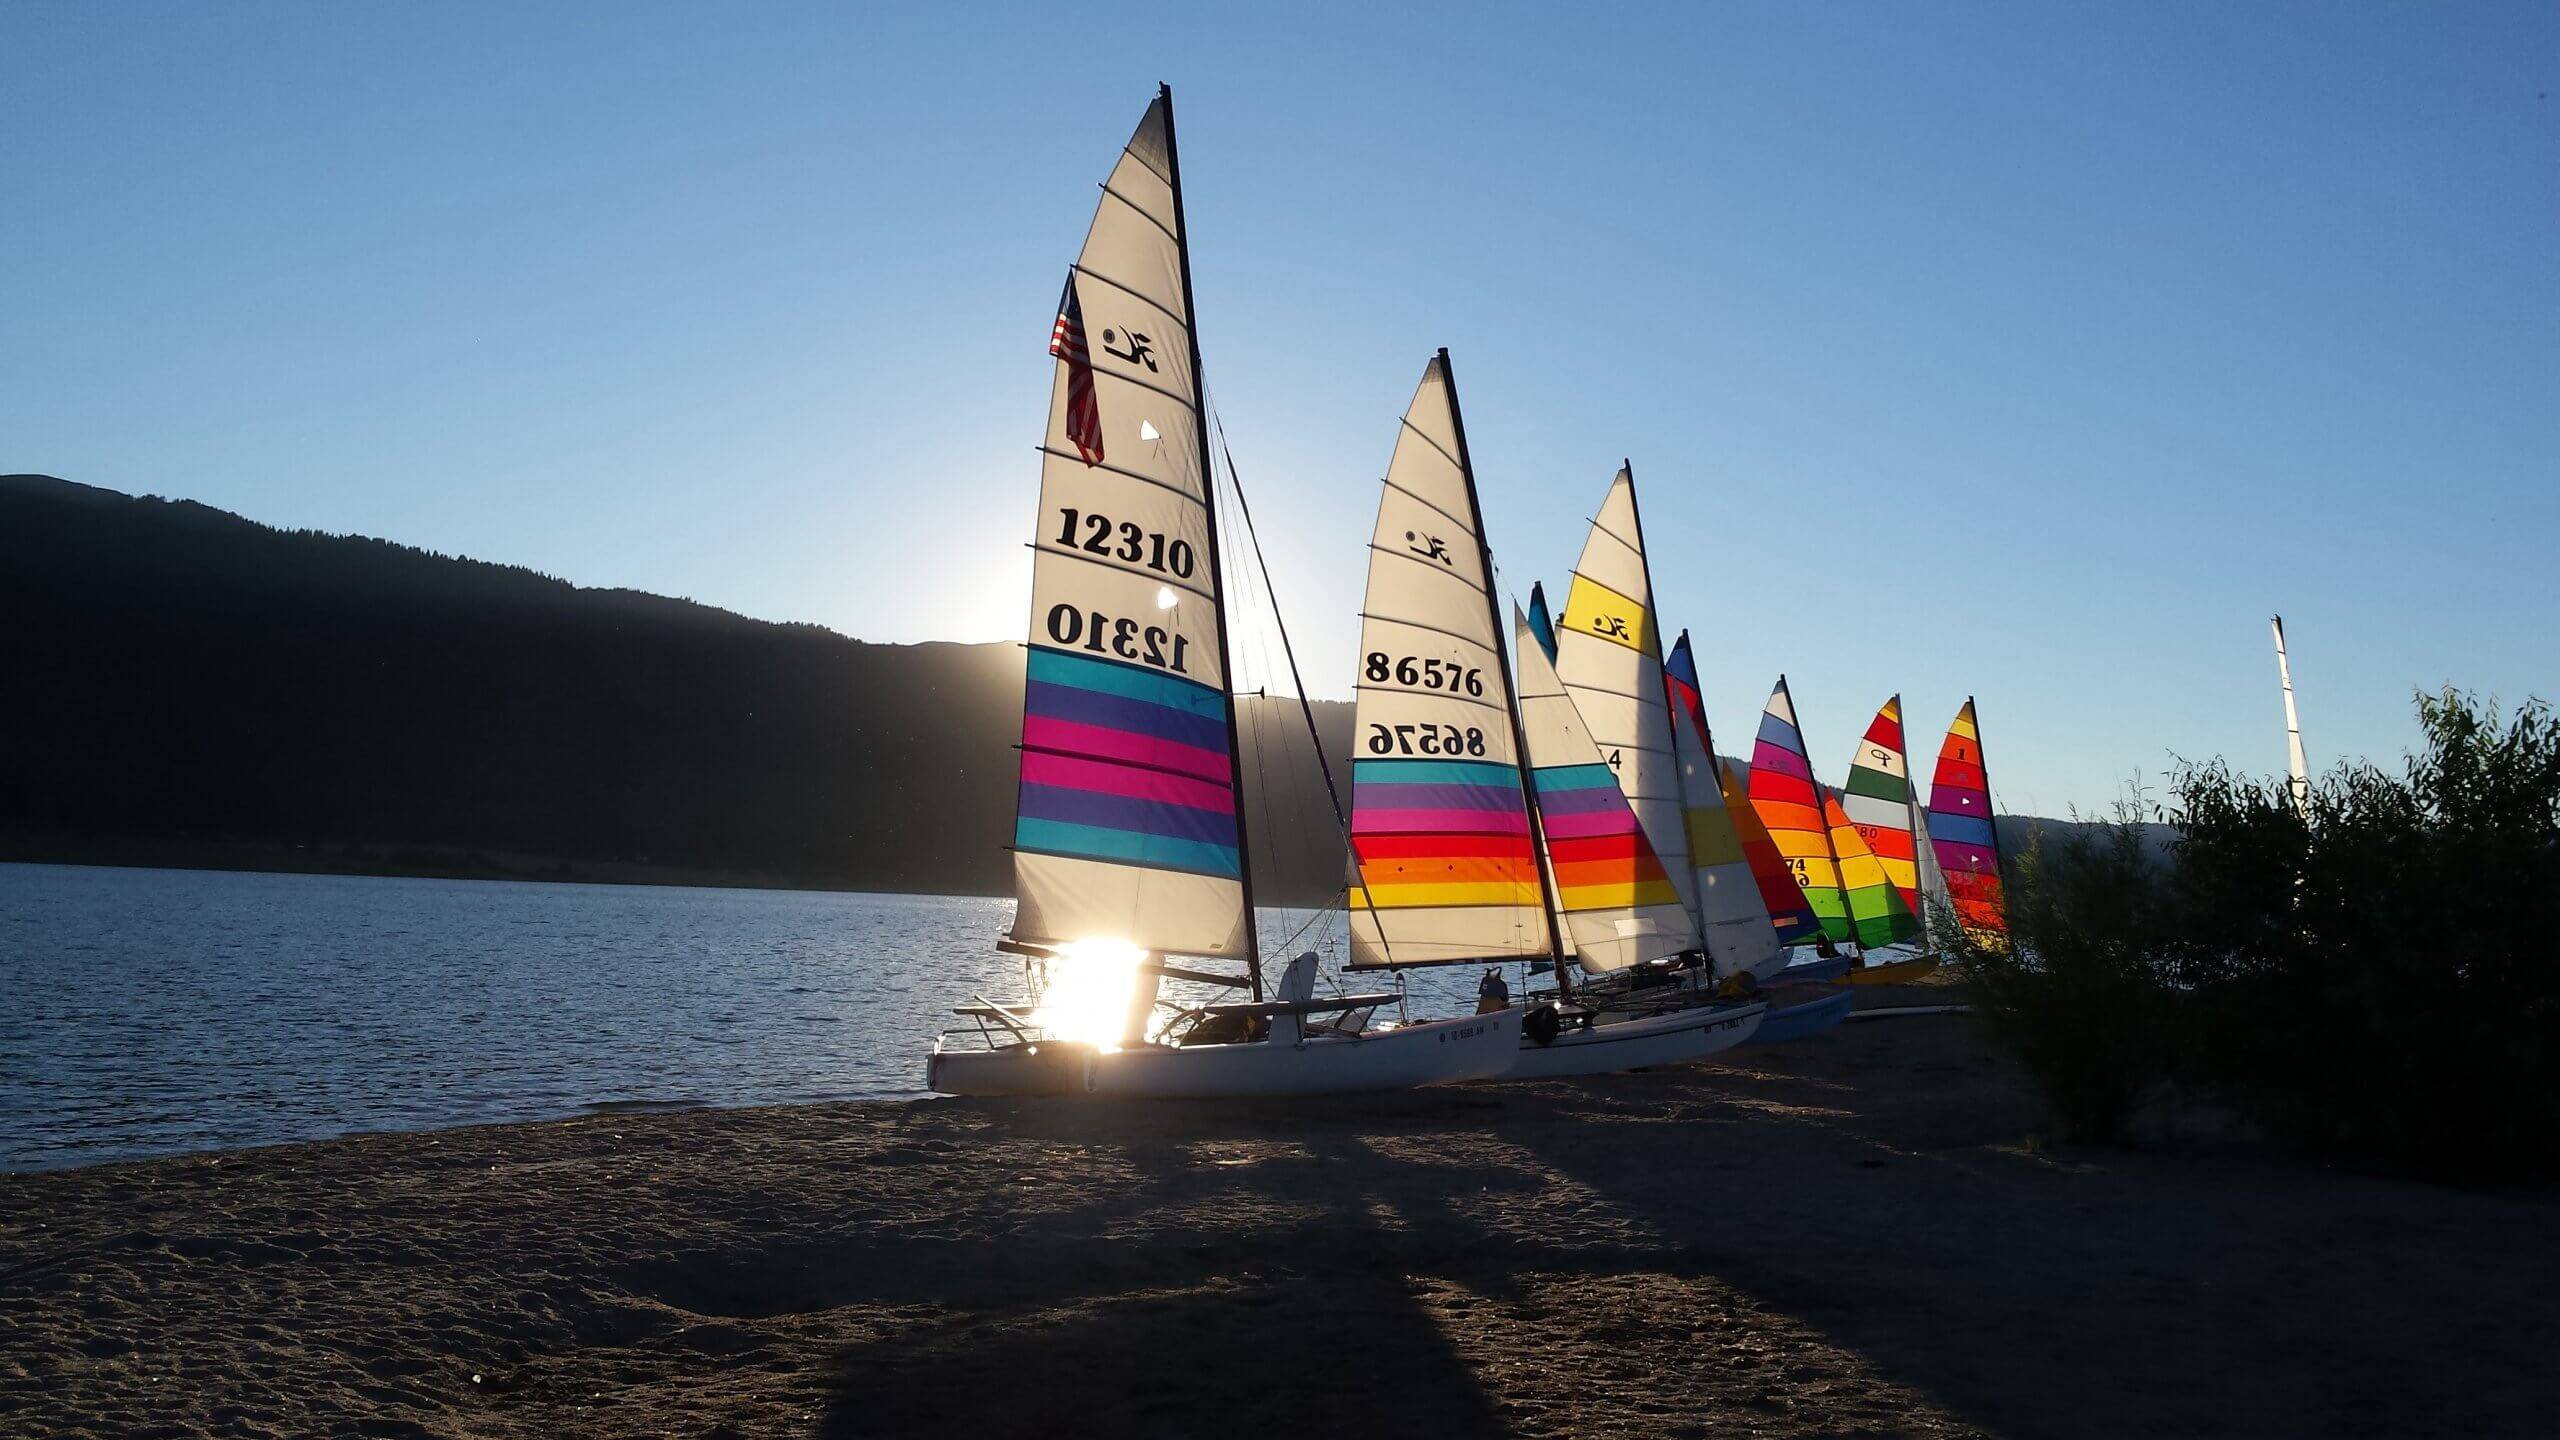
left=0, top=863, right=1487, bottom=1170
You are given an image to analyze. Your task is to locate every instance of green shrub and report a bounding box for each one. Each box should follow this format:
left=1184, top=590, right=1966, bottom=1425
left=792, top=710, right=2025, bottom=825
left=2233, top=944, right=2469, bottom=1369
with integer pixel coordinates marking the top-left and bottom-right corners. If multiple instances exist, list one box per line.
left=1944, top=806, right=2183, bottom=1144
left=1953, top=690, right=2560, bottom=1182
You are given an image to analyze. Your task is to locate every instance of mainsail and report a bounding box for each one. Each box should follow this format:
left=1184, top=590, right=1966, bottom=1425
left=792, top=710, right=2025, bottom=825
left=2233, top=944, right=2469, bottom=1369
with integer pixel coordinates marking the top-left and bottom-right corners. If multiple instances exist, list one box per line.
left=1840, top=695, right=1922, bottom=917
left=2272, top=615, right=2310, bottom=818
left=1926, top=698, right=2006, bottom=940
left=1515, top=605, right=1698, bottom=971
left=1721, top=756, right=1822, bottom=945
left=1663, top=631, right=1784, bottom=978
left=1008, top=90, right=1252, bottom=963
left=1525, top=581, right=1559, bottom=663
left=1825, top=788, right=1920, bottom=949
left=1553, top=466, right=1701, bottom=930
left=1346, top=353, right=1554, bottom=970
left=1747, top=678, right=1848, bottom=944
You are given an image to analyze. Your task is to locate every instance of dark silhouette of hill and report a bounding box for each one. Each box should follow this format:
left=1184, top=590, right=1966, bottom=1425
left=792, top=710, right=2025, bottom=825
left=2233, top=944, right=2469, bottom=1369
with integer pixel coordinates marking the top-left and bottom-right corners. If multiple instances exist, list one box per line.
left=2, top=475, right=2083, bottom=901
left=0, top=475, right=1356, bottom=901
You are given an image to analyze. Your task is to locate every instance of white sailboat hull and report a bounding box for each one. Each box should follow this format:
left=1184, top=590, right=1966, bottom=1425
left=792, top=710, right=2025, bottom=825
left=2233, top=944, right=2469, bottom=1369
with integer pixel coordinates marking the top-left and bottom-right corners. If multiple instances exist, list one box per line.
left=926, top=1010, right=1518, bottom=1099
left=1498, top=1000, right=1765, bottom=1080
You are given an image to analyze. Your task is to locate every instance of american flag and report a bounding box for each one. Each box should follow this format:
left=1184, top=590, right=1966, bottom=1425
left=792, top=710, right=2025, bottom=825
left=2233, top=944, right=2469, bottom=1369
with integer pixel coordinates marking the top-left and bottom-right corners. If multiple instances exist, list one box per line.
left=1050, top=273, right=1103, bottom=466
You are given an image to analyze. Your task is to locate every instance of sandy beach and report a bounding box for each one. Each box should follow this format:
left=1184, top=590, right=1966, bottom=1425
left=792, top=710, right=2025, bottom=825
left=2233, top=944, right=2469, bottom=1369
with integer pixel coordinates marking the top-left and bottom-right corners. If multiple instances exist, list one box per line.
left=5, top=988, right=2554, bottom=1439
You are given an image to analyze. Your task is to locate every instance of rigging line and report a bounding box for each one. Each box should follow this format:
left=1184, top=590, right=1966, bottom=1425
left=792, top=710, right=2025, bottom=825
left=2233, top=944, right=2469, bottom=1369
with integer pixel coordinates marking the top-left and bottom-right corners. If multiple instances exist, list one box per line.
left=1208, top=393, right=1349, bottom=840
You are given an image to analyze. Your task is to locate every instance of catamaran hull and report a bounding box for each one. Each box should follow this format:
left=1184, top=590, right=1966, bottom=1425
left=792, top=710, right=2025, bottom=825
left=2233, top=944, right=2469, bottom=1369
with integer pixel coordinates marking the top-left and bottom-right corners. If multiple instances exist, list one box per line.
left=1742, top=988, right=1853, bottom=1046
left=926, top=1011, right=1518, bottom=1099
left=1499, top=1001, right=1766, bottom=1080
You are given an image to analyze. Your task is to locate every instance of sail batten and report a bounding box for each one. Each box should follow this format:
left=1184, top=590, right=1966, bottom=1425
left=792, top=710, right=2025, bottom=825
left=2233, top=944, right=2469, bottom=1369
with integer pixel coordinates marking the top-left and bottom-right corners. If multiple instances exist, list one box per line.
left=1008, top=91, right=1251, bottom=962
left=1346, top=355, right=1554, bottom=970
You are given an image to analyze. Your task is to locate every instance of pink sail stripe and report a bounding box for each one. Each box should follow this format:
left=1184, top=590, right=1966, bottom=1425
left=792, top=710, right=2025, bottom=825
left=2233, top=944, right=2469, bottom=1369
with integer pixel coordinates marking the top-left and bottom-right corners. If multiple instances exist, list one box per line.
left=1020, top=749, right=1235, bottom=815
left=1021, top=715, right=1232, bottom=784
left=1354, top=807, right=1533, bottom=836
left=1538, top=808, right=1643, bottom=840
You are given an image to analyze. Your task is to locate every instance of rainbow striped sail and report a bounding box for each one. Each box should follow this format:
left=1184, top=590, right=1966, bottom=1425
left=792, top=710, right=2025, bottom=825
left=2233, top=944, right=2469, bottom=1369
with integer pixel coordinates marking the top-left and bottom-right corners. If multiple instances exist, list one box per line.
left=1345, top=354, right=1551, bottom=969
left=1719, top=756, right=1820, bottom=945
left=1840, top=695, right=1922, bottom=917
left=1008, top=92, right=1248, bottom=960
left=1515, top=605, right=1697, bottom=971
left=1926, top=698, right=2007, bottom=939
left=1825, top=786, right=1920, bottom=949
left=1746, top=677, right=1848, bottom=944
left=1663, top=631, right=1785, bottom=978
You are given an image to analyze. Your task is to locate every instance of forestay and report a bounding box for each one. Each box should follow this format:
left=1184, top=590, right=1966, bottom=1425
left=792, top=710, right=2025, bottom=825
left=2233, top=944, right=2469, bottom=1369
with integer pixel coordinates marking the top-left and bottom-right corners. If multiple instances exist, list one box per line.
left=1553, top=466, right=1702, bottom=928
left=1515, top=606, right=1698, bottom=971
left=1346, top=355, right=1551, bottom=969
left=1926, top=698, right=2007, bottom=940
left=1663, top=630, right=1784, bottom=979
left=1008, top=95, right=1248, bottom=961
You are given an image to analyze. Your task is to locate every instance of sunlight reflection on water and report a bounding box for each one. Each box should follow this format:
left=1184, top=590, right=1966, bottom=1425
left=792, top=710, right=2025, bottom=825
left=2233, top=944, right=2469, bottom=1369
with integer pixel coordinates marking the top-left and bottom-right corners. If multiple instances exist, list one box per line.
left=0, top=864, right=1487, bottom=1170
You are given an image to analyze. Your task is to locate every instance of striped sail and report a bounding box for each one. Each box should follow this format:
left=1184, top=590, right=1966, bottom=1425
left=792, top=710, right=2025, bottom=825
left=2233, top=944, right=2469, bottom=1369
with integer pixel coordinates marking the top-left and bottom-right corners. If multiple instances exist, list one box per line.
left=1515, top=605, right=1697, bottom=971
left=1747, top=678, right=1848, bottom=944
left=1008, top=94, right=1248, bottom=960
left=1926, top=698, right=2006, bottom=939
left=1663, top=631, right=1784, bottom=979
left=1720, top=756, right=1821, bottom=944
left=1553, top=466, right=1701, bottom=931
left=1525, top=580, right=1559, bottom=663
left=1840, top=695, right=1922, bottom=917
left=1826, top=786, right=1920, bottom=949
left=1346, top=355, right=1549, bottom=969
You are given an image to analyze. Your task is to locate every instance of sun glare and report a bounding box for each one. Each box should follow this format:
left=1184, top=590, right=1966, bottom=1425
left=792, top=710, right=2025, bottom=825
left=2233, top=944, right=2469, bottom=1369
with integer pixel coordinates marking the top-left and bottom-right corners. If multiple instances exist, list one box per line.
left=1032, top=938, right=1148, bottom=1048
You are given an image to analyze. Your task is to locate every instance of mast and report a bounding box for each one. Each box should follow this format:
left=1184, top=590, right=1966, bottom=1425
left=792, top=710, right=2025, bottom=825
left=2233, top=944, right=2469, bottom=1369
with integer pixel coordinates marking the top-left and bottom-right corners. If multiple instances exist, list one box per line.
left=1440, top=348, right=1573, bottom=992
left=1967, top=695, right=2000, bottom=874
left=1612, top=458, right=1702, bottom=955
left=2272, top=615, right=2310, bottom=820
left=1159, top=84, right=1263, bottom=1000
left=1781, top=673, right=1864, bottom=961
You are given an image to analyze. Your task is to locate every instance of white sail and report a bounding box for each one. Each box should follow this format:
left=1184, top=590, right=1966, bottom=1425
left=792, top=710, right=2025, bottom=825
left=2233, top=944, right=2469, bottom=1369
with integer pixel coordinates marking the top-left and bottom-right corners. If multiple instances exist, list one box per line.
left=1347, top=355, right=1552, bottom=969
left=1514, top=605, right=1701, bottom=971
left=1009, top=94, right=1248, bottom=960
left=2272, top=615, right=2310, bottom=818
left=1911, top=799, right=1952, bottom=944
left=1553, top=465, right=1701, bottom=932
left=1667, top=669, right=1785, bottom=980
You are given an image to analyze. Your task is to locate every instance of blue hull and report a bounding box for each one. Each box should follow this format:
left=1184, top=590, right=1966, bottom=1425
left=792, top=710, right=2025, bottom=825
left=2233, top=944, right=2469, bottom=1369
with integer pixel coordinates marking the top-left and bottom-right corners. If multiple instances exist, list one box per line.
left=1744, top=988, right=1853, bottom=1046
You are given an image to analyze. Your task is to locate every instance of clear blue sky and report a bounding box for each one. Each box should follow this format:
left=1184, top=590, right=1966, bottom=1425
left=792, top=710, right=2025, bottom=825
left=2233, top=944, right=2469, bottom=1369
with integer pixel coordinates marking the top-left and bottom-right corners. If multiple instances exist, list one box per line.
left=7, top=2, right=2553, bottom=815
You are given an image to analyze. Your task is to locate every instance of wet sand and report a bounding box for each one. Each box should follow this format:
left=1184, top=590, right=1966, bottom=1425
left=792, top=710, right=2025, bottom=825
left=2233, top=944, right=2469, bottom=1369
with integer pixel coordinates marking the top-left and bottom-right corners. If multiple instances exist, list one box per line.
left=5, top=988, right=2555, bottom=1438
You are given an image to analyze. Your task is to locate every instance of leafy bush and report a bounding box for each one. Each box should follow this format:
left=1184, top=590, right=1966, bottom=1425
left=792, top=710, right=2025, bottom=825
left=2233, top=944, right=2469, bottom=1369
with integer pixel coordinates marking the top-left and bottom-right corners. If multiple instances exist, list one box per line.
left=1951, top=690, right=2560, bottom=1181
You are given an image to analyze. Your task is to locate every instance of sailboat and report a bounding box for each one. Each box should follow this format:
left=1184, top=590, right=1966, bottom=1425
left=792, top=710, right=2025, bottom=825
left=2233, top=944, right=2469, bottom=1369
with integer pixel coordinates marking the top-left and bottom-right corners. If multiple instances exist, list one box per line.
left=1835, top=695, right=1941, bottom=984
left=927, top=89, right=1516, bottom=1098
left=1342, top=355, right=1762, bottom=1076
left=1661, top=630, right=1792, bottom=981
left=2272, top=615, right=2310, bottom=817
left=1925, top=698, right=2006, bottom=942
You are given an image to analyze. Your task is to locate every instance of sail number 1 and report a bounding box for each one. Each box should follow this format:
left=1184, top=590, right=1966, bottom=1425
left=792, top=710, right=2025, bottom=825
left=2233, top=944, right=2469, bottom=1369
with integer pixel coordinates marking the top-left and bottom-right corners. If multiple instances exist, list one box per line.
left=1054, top=507, right=1196, bottom=580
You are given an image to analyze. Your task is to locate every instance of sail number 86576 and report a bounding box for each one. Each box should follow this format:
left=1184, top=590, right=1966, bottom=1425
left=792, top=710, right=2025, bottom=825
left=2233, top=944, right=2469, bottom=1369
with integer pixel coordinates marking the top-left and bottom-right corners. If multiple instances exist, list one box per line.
left=1363, top=652, right=1484, bottom=696
left=1368, top=723, right=1486, bottom=756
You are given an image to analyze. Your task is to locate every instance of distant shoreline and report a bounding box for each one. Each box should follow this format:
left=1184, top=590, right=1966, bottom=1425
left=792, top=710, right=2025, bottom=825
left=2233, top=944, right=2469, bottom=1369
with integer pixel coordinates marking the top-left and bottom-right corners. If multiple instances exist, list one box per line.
left=0, top=833, right=1002, bottom=899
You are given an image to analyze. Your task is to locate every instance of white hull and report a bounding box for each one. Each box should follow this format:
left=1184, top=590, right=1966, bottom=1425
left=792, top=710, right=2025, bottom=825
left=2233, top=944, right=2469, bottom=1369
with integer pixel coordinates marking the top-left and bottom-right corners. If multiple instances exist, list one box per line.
left=1498, top=1001, right=1766, bottom=1080
left=927, top=1010, right=1517, bottom=1099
